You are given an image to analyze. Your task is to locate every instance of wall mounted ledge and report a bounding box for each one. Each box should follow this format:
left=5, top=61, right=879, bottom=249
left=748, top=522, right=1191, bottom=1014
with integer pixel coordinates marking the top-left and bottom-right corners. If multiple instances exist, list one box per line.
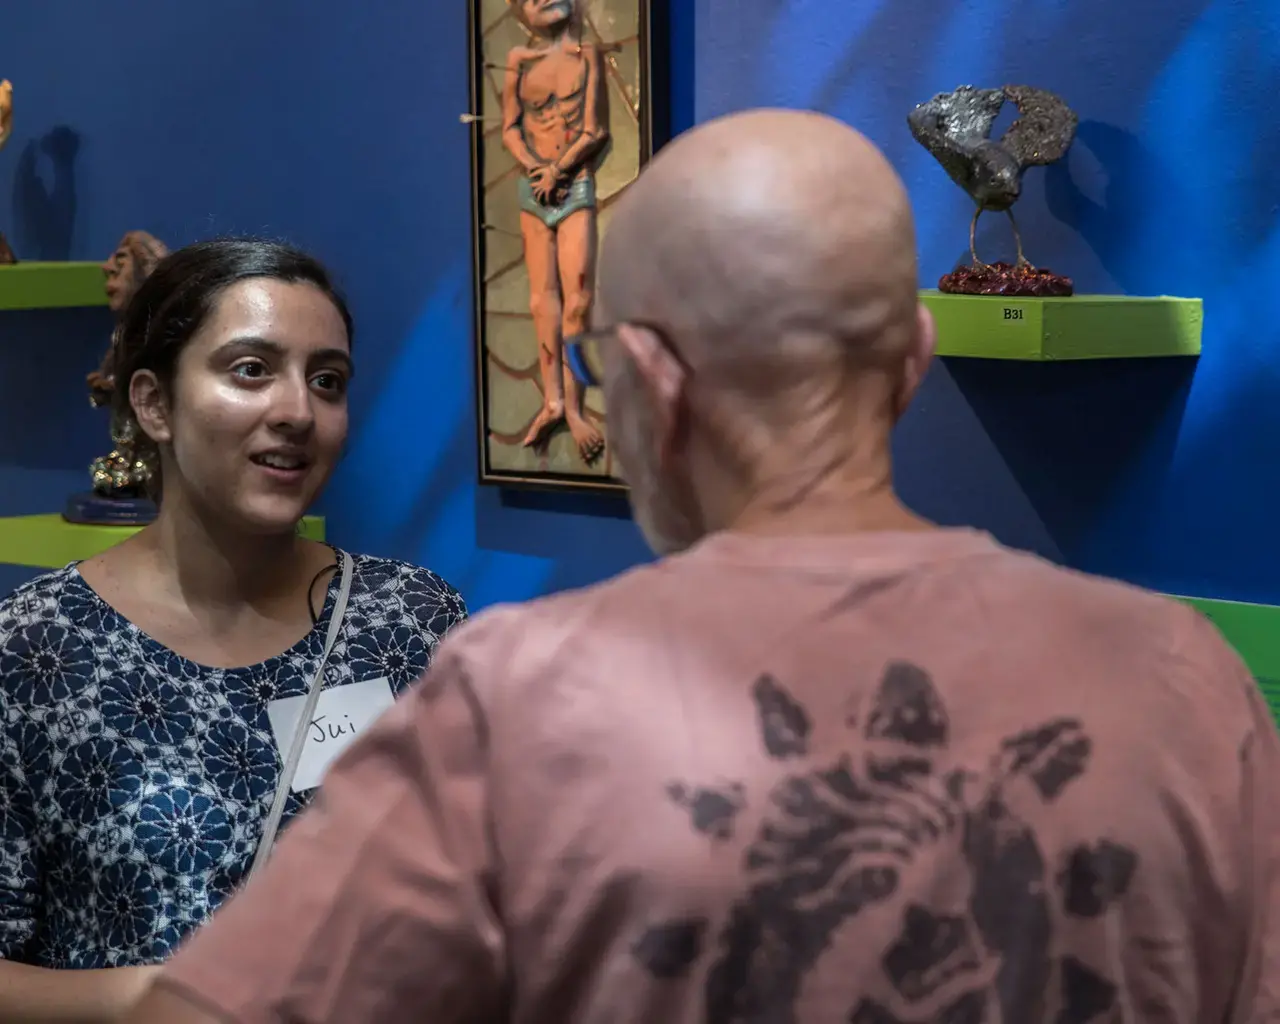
left=0, top=262, right=110, bottom=311
left=922, top=291, right=1203, bottom=360
left=0, top=514, right=326, bottom=568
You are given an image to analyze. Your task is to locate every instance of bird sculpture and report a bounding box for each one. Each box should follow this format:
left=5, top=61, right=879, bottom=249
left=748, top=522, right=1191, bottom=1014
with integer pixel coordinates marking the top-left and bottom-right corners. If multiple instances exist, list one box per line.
left=0, top=79, right=14, bottom=264
left=908, top=84, right=1077, bottom=296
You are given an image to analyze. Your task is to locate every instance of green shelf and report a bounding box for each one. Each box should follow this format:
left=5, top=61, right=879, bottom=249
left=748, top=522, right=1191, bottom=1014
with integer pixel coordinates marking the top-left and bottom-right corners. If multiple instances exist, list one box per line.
left=1172, top=594, right=1280, bottom=727
left=921, top=291, right=1202, bottom=360
left=0, top=262, right=110, bottom=311
left=0, top=514, right=326, bottom=569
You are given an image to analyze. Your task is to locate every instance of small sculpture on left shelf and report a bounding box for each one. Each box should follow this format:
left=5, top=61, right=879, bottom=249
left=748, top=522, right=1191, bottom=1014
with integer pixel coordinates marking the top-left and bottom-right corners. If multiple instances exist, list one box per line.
left=0, top=79, right=16, bottom=264
left=63, top=231, right=170, bottom=526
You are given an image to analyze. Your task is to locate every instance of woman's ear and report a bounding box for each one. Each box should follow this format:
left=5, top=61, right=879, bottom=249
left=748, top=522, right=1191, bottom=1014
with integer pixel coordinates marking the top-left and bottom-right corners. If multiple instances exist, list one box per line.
left=129, top=370, right=172, bottom=445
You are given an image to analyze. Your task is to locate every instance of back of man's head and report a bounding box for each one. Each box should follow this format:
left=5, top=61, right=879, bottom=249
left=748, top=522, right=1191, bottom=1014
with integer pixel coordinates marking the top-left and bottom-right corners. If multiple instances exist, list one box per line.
left=596, top=108, right=935, bottom=555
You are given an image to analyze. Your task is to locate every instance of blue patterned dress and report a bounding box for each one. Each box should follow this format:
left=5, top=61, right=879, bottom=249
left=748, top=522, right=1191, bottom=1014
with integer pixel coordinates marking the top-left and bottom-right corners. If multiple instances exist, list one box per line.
left=0, top=550, right=466, bottom=968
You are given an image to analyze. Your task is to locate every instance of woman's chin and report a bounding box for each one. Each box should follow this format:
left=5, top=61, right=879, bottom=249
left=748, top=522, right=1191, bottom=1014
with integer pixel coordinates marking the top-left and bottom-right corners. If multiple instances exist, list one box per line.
left=231, top=496, right=314, bottom=536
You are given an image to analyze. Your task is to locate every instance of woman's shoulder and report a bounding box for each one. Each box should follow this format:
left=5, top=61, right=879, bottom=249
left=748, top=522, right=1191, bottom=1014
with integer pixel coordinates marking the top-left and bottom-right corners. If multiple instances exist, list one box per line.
left=0, top=566, right=106, bottom=712
left=346, top=551, right=463, bottom=600
left=0, top=564, right=88, bottom=634
left=342, top=551, right=468, bottom=639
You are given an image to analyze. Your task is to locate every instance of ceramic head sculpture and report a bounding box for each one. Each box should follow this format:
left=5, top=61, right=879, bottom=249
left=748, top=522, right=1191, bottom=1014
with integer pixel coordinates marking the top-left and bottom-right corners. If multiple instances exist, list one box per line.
left=84, top=231, right=170, bottom=504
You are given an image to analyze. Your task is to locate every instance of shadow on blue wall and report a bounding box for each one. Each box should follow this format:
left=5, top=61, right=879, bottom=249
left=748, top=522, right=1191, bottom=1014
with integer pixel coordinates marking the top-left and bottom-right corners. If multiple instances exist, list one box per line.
left=946, top=357, right=1196, bottom=565
left=1, top=0, right=1277, bottom=610
left=13, top=126, right=79, bottom=260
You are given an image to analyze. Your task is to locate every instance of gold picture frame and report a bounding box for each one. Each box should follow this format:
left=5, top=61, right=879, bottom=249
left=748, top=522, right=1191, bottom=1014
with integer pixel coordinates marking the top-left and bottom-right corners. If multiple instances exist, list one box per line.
left=467, top=0, right=666, bottom=492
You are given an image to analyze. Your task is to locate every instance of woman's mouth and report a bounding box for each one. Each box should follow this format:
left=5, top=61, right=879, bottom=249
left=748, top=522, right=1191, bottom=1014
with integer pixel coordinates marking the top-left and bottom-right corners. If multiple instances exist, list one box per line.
left=250, top=451, right=311, bottom=482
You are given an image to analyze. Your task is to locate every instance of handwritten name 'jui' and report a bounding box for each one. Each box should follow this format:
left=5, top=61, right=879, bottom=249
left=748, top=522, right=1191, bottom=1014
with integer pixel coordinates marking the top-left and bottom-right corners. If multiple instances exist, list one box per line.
left=309, top=714, right=357, bottom=744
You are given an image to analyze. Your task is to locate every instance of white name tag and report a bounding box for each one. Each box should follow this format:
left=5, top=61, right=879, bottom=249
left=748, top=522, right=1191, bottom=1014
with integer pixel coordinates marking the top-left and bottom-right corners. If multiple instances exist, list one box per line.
left=266, top=677, right=397, bottom=793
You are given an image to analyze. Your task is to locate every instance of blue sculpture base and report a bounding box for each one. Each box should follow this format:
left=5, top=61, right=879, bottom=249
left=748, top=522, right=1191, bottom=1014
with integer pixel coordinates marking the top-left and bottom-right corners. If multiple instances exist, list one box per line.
left=63, top=493, right=157, bottom=526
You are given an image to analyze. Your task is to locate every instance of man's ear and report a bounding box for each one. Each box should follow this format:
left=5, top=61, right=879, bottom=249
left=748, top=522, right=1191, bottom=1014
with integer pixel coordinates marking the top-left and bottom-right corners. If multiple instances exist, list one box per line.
left=614, top=323, right=688, bottom=453
left=129, top=370, right=172, bottom=445
left=894, top=303, right=937, bottom=421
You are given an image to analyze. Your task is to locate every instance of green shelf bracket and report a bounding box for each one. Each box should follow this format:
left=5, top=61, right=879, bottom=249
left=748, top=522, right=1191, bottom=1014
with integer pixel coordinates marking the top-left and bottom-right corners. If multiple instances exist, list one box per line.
left=921, top=291, right=1203, bottom=360
left=1171, top=594, right=1280, bottom=726
left=0, top=262, right=110, bottom=311
left=0, top=514, right=326, bottom=569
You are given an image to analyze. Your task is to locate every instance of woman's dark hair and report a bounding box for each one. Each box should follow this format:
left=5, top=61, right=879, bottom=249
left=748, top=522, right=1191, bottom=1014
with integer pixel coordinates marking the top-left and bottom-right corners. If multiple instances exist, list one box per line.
left=110, top=237, right=354, bottom=498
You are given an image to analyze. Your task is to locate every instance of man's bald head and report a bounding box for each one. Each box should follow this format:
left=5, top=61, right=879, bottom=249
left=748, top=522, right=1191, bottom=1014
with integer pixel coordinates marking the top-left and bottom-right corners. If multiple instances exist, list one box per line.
left=596, top=109, right=934, bottom=555
left=598, top=109, right=922, bottom=377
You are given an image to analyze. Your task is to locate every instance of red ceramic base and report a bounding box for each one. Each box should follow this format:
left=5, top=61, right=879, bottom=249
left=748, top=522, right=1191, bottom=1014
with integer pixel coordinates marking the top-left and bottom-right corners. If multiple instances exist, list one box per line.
left=940, top=261, right=1073, bottom=297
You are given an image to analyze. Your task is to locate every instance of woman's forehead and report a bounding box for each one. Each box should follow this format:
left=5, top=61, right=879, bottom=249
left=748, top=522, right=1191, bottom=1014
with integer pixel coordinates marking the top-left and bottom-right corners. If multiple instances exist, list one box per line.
left=196, top=280, right=350, bottom=350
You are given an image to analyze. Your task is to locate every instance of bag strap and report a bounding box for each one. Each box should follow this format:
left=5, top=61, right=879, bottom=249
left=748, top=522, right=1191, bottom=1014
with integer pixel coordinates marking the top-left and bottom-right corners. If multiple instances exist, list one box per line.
left=247, top=550, right=354, bottom=883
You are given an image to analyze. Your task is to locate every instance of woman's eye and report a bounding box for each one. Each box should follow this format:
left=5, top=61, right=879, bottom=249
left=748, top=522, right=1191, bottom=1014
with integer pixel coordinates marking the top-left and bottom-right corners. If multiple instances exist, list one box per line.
left=312, top=372, right=347, bottom=394
left=231, top=361, right=268, bottom=380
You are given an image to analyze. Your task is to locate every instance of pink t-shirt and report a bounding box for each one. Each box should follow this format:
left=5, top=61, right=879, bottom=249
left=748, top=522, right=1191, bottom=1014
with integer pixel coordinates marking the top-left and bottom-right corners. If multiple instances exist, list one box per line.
left=157, top=529, right=1280, bottom=1023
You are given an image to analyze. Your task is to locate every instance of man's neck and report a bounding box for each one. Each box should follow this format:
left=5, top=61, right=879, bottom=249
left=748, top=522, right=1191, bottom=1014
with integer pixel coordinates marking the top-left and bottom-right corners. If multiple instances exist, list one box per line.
left=139, top=494, right=311, bottom=615
left=717, top=436, right=934, bottom=539
left=730, top=480, right=932, bottom=538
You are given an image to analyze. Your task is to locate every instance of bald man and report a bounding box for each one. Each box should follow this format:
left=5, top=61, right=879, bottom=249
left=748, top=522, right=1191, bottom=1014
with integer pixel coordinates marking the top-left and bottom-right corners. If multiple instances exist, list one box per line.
left=127, top=111, right=1279, bottom=1023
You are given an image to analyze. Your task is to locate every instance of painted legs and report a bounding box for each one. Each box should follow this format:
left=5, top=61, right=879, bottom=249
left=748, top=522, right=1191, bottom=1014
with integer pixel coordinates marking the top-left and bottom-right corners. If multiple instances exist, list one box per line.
left=519, top=210, right=565, bottom=448
left=518, top=206, right=604, bottom=463
left=555, top=207, right=604, bottom=463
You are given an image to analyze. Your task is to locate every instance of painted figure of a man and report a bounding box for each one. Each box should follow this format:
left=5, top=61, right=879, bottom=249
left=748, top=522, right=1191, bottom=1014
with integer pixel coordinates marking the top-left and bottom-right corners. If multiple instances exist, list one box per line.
left=501, top=0, right=608, bottom=462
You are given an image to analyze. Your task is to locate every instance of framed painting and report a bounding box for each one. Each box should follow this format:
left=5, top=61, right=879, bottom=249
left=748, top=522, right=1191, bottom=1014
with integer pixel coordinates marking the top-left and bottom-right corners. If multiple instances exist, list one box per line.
left=467, top=0, right=666, bottom=491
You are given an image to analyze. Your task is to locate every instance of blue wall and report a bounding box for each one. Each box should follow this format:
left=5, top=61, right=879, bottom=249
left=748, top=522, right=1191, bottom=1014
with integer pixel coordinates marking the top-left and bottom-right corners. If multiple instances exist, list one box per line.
left=0, top=1, right=667, bottom=607
left=693, top=0, right=1277, bottom=603
left=1, top=0, right=1276, bottom=609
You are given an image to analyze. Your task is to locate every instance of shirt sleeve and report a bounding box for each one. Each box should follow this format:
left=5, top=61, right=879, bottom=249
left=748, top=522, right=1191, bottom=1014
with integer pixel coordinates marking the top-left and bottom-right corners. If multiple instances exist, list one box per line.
left=155, top=645, right=506, bottom=1023
left=1165, top=607, right=1280, bottom=1022
left=443, top=583, right=469, bottom=635
left=418, top=568, right=469, bottom=643
left=0, top=670, right=41, bottom=959
left=1230, top=649, right=1280, bottom=1019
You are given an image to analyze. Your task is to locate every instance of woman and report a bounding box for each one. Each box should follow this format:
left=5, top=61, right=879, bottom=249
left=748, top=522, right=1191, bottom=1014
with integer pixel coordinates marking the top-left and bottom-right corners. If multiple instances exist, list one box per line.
left=0, top=238, right=467, bottom=1020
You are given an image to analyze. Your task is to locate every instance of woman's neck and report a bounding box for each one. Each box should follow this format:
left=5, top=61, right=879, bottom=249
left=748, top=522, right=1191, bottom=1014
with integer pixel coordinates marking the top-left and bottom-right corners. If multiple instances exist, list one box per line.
left=140, top=496, right=312, bottom=614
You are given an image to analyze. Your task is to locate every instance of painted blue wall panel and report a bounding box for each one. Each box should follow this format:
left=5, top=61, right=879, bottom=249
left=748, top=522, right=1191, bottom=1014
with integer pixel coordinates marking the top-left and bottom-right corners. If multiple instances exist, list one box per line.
left=0, top=0, right=1274, bottom=610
